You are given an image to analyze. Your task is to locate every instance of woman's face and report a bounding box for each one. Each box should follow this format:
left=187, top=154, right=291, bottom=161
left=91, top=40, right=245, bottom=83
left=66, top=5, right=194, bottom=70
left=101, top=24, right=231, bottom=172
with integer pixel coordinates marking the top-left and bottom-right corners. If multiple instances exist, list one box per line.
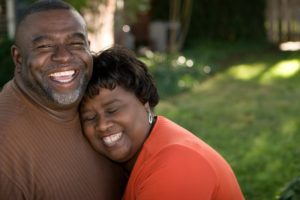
left=80, top=86, right=151, bottom=164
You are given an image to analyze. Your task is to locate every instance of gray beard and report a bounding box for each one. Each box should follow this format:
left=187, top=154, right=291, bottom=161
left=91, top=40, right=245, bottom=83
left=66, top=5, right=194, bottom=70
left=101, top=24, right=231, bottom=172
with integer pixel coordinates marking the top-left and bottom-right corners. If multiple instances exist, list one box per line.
left=44, top=75, right=88, bottom=105
left=51, top=88, right=81, bottom=105
left=22, top=72, right=88, bottom=107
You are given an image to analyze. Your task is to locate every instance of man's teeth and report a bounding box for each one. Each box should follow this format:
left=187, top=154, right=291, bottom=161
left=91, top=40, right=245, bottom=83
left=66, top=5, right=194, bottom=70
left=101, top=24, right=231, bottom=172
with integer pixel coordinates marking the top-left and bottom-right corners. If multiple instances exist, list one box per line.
left=50, top=70, right=75, bottom=77
left=102, top=132, right=122, bottom=147
left=49, top=70, right=76, bottom=83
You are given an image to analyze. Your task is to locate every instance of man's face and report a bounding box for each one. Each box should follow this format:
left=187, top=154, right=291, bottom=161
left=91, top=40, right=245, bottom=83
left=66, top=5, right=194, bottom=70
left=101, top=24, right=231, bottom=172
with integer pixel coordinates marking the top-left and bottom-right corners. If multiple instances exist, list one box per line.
left=12, top=9, right=93, bottom=109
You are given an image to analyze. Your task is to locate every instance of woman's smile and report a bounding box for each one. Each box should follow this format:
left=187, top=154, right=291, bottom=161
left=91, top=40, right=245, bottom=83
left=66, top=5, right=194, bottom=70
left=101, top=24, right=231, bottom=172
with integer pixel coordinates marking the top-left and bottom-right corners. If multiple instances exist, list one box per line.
left=102, top=132, right=123, bottom=147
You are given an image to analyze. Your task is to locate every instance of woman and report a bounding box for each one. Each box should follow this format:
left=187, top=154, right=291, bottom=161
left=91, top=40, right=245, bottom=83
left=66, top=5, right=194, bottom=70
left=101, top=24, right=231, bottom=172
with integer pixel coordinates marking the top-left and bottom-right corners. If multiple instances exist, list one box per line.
left=80, top=46, right=245, bottom=200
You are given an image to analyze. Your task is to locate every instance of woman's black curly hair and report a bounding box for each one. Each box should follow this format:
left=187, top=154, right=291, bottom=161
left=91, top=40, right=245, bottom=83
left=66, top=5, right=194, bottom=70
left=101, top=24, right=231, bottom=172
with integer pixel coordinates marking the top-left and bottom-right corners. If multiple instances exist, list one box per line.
left=82, top=46, right=159, bottom=109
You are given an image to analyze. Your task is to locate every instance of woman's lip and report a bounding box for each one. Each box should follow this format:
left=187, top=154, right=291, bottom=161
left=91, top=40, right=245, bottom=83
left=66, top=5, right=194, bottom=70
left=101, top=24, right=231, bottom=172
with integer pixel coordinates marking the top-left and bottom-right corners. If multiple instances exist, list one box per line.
left=102, top=132, right=123, bottom=147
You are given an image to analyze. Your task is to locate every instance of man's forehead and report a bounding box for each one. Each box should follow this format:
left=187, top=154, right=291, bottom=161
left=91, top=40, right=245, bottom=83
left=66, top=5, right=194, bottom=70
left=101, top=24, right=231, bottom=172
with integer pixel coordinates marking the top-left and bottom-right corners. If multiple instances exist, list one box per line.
left=16, top=9, right=87, bottom=45
left=18, top=9, right=86, bottom=34
left=23, top=9, right=79, bottom=23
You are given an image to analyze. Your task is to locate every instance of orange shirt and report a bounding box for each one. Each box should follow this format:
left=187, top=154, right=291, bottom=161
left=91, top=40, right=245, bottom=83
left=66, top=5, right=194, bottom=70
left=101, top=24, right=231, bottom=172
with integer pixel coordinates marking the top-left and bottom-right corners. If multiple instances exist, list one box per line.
left=123, top=116, right=244, bottom=200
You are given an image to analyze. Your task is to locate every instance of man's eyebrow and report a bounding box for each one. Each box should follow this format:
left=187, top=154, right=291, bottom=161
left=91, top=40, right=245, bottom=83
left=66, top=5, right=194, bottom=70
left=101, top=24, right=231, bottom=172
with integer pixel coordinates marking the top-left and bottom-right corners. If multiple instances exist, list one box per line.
left=69, top=32, right=86, bottom=40
left=31, top=33, right=86, bottom=44
left=32, top=35, right=52, bottom=44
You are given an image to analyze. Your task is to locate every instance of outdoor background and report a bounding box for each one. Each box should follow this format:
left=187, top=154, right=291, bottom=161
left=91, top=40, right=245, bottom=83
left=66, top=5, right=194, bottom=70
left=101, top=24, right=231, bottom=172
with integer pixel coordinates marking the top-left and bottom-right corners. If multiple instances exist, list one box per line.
left=1, top=0, right=300, bottom=199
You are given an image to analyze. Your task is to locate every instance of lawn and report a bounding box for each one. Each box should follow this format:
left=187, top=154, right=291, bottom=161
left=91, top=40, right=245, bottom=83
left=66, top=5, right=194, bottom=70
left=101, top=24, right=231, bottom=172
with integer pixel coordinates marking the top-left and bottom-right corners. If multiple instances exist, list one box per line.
left=145, top=41, right=300, bottom=200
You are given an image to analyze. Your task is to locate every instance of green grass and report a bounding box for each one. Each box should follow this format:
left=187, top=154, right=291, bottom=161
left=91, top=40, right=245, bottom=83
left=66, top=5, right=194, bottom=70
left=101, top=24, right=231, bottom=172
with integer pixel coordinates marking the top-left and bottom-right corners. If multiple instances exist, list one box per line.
left=145, top=41, right=300, bottom=200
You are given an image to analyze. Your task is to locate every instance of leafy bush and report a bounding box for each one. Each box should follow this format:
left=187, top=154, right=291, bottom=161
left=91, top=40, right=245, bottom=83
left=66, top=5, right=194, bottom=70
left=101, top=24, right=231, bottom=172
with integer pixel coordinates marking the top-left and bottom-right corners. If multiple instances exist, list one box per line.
left=0, top=38, right=14, bottom=87
left=140, top=52, right=211, bottom=99
left=278, top=177, right=300, bottom=200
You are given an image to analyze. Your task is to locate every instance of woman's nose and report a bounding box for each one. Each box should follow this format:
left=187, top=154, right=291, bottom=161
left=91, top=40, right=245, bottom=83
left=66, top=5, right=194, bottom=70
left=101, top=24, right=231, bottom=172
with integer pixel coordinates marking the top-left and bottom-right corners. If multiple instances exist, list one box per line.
left=95, top=117, right=111, bottom=132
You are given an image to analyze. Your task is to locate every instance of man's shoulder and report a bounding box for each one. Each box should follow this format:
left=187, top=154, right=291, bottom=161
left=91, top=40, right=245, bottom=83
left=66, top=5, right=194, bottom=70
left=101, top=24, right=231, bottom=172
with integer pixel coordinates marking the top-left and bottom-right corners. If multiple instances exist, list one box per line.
left=0, top=80, right=30, bottom=140
left=0, top=79, right=28, bottom=111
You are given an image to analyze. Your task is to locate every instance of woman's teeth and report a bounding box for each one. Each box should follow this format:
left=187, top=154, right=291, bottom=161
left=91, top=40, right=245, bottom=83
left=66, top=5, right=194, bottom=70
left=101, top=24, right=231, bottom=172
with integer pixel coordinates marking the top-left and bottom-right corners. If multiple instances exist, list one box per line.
left=102, top=132, right=122, bottom=147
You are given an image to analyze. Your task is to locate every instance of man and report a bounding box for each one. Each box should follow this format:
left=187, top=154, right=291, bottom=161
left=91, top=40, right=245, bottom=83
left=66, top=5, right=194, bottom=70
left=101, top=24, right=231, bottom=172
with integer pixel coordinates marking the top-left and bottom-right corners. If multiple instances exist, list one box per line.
left=0, top=1, right=125, bottom=199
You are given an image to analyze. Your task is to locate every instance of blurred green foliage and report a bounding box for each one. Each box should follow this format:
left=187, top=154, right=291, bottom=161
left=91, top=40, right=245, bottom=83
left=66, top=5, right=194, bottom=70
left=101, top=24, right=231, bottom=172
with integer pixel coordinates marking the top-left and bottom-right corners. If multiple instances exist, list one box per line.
left=188, top=0, right=266, bottom=43
left=0, top=38, right=14, bottom=87
left=151, top=0, right=266, bottom=45
left=278, top=177, right=300, bottom=200
left=140, top=39, right=272, bottom=98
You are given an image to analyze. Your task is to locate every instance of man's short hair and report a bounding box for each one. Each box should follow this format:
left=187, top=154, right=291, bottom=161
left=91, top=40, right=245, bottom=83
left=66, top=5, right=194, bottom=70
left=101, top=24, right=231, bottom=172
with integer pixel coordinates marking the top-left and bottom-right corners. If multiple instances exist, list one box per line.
left=17, top=0, right=74, bottom=26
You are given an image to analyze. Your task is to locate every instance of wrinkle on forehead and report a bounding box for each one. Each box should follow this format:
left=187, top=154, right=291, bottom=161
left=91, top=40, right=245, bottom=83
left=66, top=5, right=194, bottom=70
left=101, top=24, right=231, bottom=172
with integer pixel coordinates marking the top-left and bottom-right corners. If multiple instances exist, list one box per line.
left=15, top=9, right=87, bottom=46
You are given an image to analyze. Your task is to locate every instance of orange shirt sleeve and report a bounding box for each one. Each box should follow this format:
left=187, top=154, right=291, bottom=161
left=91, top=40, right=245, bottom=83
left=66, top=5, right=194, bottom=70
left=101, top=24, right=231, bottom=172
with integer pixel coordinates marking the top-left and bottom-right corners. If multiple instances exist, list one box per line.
left=134, top=145, right=219, bottom=200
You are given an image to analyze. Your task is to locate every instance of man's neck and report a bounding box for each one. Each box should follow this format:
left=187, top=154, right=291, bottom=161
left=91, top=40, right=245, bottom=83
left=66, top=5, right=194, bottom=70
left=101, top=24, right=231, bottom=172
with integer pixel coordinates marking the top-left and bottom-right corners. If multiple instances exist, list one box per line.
left=14, top=78, right=79, bottom=121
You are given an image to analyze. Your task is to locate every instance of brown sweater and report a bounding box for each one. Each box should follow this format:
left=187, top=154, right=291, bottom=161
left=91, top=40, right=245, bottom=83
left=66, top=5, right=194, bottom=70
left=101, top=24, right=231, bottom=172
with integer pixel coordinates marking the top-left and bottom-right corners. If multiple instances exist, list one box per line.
left=0, top=80, right=126, bottom=200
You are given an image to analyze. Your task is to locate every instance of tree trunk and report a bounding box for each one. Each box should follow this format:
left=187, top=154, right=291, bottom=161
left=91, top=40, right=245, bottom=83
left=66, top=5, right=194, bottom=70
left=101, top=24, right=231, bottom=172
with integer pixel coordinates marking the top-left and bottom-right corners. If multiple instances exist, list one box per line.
left=169, top=0, right=193, bottom=53
left=169, top=0, right=180, bottom=53
left=83, top=0, right=116, bottom=52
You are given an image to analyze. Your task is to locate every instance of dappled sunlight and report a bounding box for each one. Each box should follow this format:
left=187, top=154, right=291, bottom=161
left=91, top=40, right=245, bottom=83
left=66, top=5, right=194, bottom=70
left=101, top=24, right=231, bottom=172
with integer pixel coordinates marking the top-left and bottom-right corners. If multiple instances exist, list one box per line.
left=174, top=55, right=194, bottom=68
left=259, top=60, right=300, bottom=84
left=225, top=59, right=300, bottom=84
left=279, top=41, right=300, bottom=51
left=192, top=73, right=224, bottom=92
left=227, top=64, right=267, bottom=80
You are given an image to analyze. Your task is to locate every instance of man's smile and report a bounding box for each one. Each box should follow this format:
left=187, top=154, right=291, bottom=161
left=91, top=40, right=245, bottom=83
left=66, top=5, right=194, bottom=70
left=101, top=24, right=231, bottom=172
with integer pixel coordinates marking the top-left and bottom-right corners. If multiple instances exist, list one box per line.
left=49, top=69, right=78, bottom=84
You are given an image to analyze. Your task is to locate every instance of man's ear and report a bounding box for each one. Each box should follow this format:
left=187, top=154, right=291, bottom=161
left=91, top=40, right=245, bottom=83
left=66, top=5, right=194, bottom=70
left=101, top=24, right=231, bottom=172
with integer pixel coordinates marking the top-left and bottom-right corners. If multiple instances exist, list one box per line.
left=11, top=45, right=22, bottom=73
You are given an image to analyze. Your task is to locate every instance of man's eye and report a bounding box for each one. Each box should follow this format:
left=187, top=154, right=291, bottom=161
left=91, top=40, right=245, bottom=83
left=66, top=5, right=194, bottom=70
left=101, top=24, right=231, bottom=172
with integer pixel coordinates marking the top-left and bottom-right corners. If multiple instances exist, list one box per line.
left=69, top=42, right=85, bottom=48
left=72, top=42, right=84, bottom=45
left=37, top=44, right=54, bottom=49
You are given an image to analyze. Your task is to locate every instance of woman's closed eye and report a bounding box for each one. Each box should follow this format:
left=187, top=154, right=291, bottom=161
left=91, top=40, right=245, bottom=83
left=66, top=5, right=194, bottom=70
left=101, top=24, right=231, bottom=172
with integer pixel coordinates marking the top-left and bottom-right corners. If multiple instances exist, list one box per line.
left=106, top=108, right=118, bottom=115
left=82, top=113, right=97, bottom=122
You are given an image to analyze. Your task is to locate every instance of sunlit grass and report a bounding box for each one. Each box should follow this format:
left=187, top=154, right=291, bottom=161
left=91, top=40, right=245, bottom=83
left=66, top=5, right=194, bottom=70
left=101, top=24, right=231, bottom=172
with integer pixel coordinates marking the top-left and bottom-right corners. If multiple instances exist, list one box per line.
left=260, top=60, right=300, bottom=83
left=227, top=64, right=266, bottom=80
left=226, top=59, right=300, bottom=84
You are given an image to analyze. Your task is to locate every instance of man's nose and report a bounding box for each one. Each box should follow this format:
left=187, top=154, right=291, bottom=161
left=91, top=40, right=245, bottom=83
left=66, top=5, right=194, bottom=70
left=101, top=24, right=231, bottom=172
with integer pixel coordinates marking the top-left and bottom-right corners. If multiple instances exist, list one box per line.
left=52, top=45, right=73, bottom=63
